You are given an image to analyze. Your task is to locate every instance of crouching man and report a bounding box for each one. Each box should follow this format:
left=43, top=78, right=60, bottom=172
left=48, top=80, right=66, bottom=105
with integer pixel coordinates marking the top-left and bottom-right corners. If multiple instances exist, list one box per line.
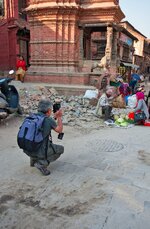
left=29, top=99, right=64, bottom=176
left=95, top=89, right=114, bottom=121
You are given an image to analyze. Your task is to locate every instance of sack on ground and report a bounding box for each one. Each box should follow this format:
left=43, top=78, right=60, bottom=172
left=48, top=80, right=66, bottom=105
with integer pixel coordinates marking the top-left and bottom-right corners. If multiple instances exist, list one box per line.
left=83, top=89, right=98, bottom=99
left=17, top=114, right=46, bottom=153
left=127, top=95, right=137, bottom=108
left=134, top=111, right=146, bottom=122
left=112, top=95, right=126, bottom=108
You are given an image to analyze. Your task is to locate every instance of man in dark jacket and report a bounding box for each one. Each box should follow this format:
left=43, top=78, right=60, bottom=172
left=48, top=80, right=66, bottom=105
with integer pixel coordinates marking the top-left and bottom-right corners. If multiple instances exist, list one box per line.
left=29, top=99, right=64, bottom=176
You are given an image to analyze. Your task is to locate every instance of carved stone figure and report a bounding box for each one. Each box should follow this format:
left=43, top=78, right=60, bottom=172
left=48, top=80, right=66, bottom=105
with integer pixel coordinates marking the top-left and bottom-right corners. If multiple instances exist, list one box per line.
left=91, top=55, right=110, bottom=72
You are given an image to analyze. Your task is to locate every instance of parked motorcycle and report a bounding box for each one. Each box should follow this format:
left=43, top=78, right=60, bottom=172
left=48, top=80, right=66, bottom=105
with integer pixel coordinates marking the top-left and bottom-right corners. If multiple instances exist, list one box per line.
left=0, top=70, right=23, bottom=119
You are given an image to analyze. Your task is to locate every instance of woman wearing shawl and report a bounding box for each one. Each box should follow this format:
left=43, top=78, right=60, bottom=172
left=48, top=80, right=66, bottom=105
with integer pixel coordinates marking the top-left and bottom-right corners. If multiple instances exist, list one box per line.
left=133, top=92, right=149, bottom=121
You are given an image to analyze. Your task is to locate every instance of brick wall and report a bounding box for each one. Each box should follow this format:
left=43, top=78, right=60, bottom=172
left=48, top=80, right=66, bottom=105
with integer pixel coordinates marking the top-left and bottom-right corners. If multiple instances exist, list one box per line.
left=25, top=73, right=90, bottom=85
left=0, top=23, right=9, bottom=70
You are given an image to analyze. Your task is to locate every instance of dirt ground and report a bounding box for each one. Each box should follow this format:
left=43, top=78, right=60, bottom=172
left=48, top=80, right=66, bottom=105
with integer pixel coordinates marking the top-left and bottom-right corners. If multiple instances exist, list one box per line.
left=0, top=114, right=150, bottom=229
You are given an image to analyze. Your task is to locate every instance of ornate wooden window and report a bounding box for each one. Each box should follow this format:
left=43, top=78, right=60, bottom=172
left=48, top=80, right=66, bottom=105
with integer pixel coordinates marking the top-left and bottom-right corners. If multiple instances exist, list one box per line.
left=0, top=0, right=4, bottom=16
left=122, top=46, right=130, bottom=62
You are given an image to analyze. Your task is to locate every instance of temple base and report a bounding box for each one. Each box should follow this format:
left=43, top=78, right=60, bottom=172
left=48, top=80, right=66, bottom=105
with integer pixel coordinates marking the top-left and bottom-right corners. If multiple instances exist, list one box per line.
left=25, top=70, right=103, bottom=88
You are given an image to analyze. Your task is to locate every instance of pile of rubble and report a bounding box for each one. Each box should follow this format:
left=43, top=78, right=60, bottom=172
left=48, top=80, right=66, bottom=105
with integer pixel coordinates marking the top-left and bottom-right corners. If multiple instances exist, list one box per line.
left=19, top=86, right=104, bottom=129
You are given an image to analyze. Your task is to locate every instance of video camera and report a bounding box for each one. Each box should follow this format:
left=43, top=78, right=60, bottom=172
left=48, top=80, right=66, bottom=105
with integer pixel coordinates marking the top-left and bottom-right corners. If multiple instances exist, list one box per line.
left=53, top=102, right=61, bottom=113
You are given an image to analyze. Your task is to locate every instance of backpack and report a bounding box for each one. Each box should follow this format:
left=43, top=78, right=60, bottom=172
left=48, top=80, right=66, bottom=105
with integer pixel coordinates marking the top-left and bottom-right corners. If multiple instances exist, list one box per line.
left=17, top=113, right=46, bottom=154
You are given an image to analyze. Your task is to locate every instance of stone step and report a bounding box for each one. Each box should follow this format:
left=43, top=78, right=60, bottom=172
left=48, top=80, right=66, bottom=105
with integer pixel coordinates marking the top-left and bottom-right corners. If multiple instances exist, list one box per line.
left=11, top=81, right=96, bottom=96
left=46, top=84, right=96, bottom=96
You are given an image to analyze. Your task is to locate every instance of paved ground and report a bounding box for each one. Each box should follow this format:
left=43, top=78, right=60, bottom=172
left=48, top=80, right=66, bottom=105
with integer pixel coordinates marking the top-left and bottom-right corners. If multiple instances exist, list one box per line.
left=0, top=114, right=150, bottom=229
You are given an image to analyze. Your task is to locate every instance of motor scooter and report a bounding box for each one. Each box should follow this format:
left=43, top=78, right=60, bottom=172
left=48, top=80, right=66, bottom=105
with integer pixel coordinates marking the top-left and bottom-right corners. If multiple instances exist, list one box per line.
left=0, top=70, right=23, bottom=119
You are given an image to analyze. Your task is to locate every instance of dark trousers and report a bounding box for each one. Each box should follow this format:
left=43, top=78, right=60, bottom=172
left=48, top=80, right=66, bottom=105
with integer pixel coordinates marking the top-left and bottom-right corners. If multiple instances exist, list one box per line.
left=30, top=142, right=64, bottom=167
left=102, top=105, right=112, bottom=121
left=46, top=142, right=64, bottom=163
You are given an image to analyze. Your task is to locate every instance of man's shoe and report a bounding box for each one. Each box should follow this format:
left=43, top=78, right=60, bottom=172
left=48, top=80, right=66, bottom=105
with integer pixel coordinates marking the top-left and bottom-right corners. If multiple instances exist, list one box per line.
left=30, top=158, right=37, bottom=167
left=34, top=162, right=51, bottom=176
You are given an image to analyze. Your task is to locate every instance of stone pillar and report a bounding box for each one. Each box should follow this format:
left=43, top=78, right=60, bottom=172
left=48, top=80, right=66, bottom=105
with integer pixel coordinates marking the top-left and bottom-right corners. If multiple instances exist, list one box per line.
left=79, top=29, right=84, bottom=60
left=105, top=26, right=113, bottom=62
left=112, top=30, right=119, bottom=65
left=68, top=14, right=79, bottom=72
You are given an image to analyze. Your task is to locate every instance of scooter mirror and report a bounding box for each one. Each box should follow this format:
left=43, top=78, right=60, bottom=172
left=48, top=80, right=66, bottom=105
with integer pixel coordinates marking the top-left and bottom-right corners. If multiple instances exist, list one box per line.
left=9, top=70, right=14, bottom=75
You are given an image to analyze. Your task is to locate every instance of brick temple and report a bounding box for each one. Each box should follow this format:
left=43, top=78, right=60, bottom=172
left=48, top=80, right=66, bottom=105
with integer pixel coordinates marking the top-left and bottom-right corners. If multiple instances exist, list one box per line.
left=1, top=0, right=143, bottom=86
left=25, top=0, right=126, bottom=84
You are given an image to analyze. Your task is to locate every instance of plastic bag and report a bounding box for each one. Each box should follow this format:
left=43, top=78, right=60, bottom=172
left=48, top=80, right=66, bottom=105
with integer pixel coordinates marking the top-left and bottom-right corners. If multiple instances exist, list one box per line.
left=112, top=95, right=126, bottom=108
left=127, top=95, right=137, bottom=108
left=83, top=89, right=98, bottom=99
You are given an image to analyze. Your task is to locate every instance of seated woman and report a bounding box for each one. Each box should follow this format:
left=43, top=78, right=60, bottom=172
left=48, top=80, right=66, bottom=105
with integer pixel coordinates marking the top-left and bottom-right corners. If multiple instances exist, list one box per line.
left=118, top=79, right=131, bottom=105
left=119, top=80, right=131, bottom=97
left=16, top=55, right=27, bottom=83
left=133, top=92, right=149, bottom=123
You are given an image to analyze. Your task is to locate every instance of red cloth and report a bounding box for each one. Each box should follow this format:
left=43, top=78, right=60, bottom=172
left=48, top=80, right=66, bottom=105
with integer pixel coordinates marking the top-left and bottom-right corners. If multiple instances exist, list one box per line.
left=128, top=112, right=134, bottom=120
left=144, top=122, right=150, bottom=126
left=16, top=60, right=26, bottom=71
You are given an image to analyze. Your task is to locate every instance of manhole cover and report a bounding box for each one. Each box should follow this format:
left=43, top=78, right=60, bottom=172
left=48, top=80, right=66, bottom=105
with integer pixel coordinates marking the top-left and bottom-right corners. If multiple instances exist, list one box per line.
left=87, top=139, right=124, bottom=152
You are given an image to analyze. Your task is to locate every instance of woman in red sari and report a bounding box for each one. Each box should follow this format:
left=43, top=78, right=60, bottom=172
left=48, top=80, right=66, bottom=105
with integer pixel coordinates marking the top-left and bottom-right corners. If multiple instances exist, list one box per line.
left=16, top=55, right=27, bottom=82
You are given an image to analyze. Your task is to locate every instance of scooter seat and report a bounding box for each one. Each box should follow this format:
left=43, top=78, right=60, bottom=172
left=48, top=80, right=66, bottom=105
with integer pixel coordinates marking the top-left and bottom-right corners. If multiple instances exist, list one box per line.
left=0, top=78, right=6, bottom=84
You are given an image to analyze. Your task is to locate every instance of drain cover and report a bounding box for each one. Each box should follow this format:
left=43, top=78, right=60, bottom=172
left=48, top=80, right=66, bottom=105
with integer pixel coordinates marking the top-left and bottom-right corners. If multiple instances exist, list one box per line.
left=87, top=139, right=124, bottom=152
